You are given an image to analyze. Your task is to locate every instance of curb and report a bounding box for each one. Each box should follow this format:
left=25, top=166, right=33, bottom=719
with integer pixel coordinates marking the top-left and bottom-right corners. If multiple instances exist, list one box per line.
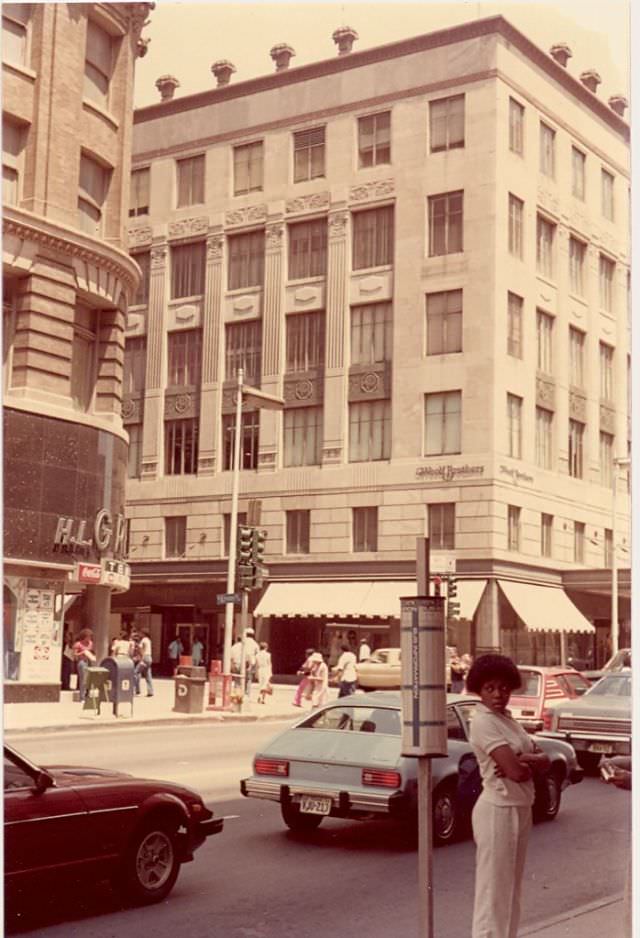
left=518, top=894, right=623, bottom=936
left=4, top=709, right=301, bottom=736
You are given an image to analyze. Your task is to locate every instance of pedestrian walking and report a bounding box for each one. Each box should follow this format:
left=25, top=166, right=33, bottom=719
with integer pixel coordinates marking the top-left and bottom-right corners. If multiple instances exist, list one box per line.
left=111, top=630, right=132, bottom=656
left=191, top=635, right=204, bottom=668
left=136, top=629, right=154, bottom=697
left=61, top=624, right=75, bottom=690
left=292, top=648, right=315, bottom=707
left=168, top=635, right=183, bottom=675
left=256, top=642, right=273, bottom=704
left=72, top=628, right=96, bottom=700
left=308, top=652, right=329, bottom=708
left=333, top=643, right=358, bottom=697
left=358, top=636, right=371, bottom=662
left=242, top=627, right=259, bottom=700
left=467, top=654, right=550, bottom=938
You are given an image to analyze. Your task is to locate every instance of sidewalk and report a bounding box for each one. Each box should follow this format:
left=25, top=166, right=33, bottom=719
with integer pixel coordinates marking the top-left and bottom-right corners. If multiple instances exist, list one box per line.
left=3, top=677, right=329, bottom=735
left=519, top=894, right=625, bottom=937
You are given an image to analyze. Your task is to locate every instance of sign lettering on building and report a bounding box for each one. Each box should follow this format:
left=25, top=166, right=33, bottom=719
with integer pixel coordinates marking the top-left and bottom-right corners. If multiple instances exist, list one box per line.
left=53, top=510, right=129, bottom=559
left=415, top=464, right=485, bottom=482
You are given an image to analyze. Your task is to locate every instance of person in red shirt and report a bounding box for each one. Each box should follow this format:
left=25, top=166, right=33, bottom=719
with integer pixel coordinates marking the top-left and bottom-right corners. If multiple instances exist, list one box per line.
left=72, top=628, right=95, bottom=700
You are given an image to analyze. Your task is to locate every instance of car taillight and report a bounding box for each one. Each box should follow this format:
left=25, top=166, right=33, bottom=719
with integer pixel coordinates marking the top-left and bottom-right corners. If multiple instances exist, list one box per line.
left=542, top=708, right=553, bottom=731
left=254, top=758, right=289, bottom=777
left=362, top=768, right=402, bottom=788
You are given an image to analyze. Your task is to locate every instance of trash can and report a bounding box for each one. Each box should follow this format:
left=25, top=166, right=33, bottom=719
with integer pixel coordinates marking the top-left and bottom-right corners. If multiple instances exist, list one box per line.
left=176, top=664, right=207, bottom=679
left=173, top=673, right=207, bottom=713
left=100, top=656, right=135, bottom=717
left=83, top=667, right=110, bottom=714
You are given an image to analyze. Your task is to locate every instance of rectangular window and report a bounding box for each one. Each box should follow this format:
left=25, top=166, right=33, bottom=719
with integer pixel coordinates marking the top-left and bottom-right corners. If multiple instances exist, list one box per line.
left=428, top=191, right=463, bottom=256
left=225, top=320, right=262, bottom=385
left=129, top=168, right=150, bottom=217
left=535, top=407, right=553, bottom=470
left=127, top=423, right=142, bottom=479
left=352, top=206, right=394, bottom=270
left=568, top=419, right=585, bottom=479
left=508, top=194, right=523, bottom=258
left=132, top=251, right=150, bottom=306
left=123, top=336, right=146, bottom=394
left=600, top=342, right=614, bottom=401
left=283, top=406, right=322, bottom=466
left=599, top=254, right=615, bottom=312
left=424, top=391, right=461, bottom=456
left=286, top=510, right=311, bottom=554
left=222, top=412, right=259, bottom=470
left=536, top=215, right=555, bottom=278
left=349, top=400, right=391, bottom=462
left=600, top=431, right=614, bottom=487
left=176, top=155, right=204, bottom=207
left=70, top=306, right=97, bottom=410
left=2, top=117, right=25, bottom=206
left=539, top=122, right=556, bottom=178
left=78, top=153, right=110, bottom=236
left=2, top=3, right=31, bottom=66
left=507, top=394, right=522, bottom=459
left=234, top=141, right=263, bottom=195
left=507, top=505, right=521, bottom=551
left=358, top=111, right=391, bottom=168
left=569, top=237, right=586, bottom=296
left=351, top=302, right=392, bottom=364
left=507, top=293, right=523, bottom=358
left=574, top=521, right=585, bottom=563
left=604, top=529, right=613, bottom=567
left=165, top=418, right=199, bottom=475
left=541, top=513, right=553, bottom=558
left=288, top=218, right=327, bottom=280
left=509, top=98, right=524, bottom=154
left=228, top=230, right=265, bottom=290
left=426, top=290, right=462, bottom=355
left=223, top=512, right=247, bottom=556
left=429, top=94, right=464, bottom=152
left=168, top=329, right=202, bottom=387
left=353, top=507, right=378, bottom=552
left=170, top=241, right=206, bottom=299
left=601, top=169, right=614, bottom=220
left=536, top=310, right=553, bottom=374
left=569, top=327, right=585, bottom=388
left=293, top=126, right=325, bottom=182
left=165, top=517, right=186, bottom=559
left=428, top=503, right=455, bottom=550
left=84, top=20, right=113, bottom=108
left=285, top=312, right=324, bottom=372
left=571, top=147, right=586, bottom=200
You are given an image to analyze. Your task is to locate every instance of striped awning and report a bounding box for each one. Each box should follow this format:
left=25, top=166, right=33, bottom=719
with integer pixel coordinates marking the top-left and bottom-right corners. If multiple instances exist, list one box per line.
left=498, top=581, right=595, bottom=634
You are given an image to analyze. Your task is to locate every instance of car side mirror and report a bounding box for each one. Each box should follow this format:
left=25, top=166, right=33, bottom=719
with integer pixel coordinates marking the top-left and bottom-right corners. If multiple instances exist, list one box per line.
left=34, top=770, right=54, bottom=794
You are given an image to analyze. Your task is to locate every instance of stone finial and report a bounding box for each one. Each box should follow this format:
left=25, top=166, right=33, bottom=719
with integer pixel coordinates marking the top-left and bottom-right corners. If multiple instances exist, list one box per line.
left=211, top=59, right=236, bottom=87
left=136, top=37, right=150, bottom=58
left=270, top=43, right=295, bottom=72
left=549, top=42, right=572, bottom=68
left=155, top=74, right=179, bottom=101
left=332, top=26, right=358, bottom=56
left=608, top=95, right=628, bottom=117
left=579, top=69, right=602, bottom=93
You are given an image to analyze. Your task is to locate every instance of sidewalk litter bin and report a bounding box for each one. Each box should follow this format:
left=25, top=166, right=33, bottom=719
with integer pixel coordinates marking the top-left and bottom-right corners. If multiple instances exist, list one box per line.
left=83, top=667, right=110, bottom=714
left=176, top=664, right=207, bottom=679
left=100, top=656, right=135, bottom=717
left=173, top=673, right=207, bottom=713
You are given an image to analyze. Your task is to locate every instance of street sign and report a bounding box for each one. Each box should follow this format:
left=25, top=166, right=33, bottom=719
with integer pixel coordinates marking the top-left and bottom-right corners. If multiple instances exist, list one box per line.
left=216, top=593, right=241, bottom=605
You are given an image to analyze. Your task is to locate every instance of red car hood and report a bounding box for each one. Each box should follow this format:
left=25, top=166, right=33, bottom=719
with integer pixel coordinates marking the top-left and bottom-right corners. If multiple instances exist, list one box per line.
left=43, top=765, right=134, bottom=787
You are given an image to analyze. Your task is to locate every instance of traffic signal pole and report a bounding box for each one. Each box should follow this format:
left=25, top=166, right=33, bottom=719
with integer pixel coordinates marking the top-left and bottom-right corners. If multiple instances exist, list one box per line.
left=222, top=368, right=244, bottom=675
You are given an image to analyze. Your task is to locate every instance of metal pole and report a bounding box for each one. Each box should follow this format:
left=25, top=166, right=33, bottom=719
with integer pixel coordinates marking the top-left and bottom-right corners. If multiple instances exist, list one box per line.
left=418, top=759, right=434, bottom=938
left=223, top=368, right=244, bottom=674
left=238, top=588, right=249, bottom=712
left=611, top=461, right=619, bottom=656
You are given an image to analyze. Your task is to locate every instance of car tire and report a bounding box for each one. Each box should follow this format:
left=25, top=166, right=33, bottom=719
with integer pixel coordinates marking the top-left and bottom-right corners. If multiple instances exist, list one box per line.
left=116, top=817, right=181, bottom=905
left=432, top=781, right=459, bottom=846
left=533, top=768, right=562, bottom=822
left=281, top=801, right=324, bottom=833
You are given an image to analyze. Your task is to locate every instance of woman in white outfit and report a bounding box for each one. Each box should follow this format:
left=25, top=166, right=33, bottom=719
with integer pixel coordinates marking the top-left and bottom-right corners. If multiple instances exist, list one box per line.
left=467, top=654, right=550, bottom=938
left=256, top=642, right=273, bottom=704
left=308, top=652, right=329, bottom=708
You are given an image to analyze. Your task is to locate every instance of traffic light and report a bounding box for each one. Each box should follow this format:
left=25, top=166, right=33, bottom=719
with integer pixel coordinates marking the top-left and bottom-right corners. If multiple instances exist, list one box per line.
left=237, top=563, right=255, bottom=590
left=447, top=576, right=461, bottom=619
left=238, top=525, right=253, bottom=564
left=251, top=528, right=267, bottom=565
left=433, top=575, right=442, bottom=597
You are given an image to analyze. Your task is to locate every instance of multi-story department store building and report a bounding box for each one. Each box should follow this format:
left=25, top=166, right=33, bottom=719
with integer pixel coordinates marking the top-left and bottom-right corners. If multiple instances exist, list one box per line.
left=2, top=3, right=151, bottom=700
left=117, top=16, right=631, bottom=677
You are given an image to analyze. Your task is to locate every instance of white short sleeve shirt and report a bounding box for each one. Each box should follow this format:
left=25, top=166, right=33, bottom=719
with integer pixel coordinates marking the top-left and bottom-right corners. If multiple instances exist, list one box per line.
left=469, top=702, right=536, bottom=807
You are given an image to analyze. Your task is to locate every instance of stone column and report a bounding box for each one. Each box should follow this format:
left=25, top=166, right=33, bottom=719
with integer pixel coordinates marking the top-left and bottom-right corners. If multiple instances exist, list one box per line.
left=141, top=240, right=168, bottom=480
left=84, top=584, right=112, bottom=663
left=322, top=206, right=349, bottom=465
left=198, top=230, right=225, bottom=475
left=258, top=217, right=285, bottom=472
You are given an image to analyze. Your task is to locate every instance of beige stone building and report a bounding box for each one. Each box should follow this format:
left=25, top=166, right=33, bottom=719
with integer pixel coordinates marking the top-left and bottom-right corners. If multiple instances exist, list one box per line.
left=118, top=16, right=631, bottom=677
left=2, top=2, right=151, bottom=700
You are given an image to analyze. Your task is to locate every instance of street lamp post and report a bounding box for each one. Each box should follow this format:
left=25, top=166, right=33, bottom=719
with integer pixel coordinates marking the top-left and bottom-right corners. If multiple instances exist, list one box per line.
left=611, top=455, right=630, bottom=657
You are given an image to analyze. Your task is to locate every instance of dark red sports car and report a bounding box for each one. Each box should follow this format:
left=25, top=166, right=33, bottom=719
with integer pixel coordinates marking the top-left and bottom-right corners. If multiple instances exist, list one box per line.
left=4, top=743, right=223, bottom=905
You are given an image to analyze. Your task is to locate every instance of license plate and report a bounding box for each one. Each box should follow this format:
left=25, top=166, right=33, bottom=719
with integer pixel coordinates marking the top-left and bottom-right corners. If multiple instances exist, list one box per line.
left=299, top=796, right=332, bottom=815
left=589, top=743, right=613, bottom=754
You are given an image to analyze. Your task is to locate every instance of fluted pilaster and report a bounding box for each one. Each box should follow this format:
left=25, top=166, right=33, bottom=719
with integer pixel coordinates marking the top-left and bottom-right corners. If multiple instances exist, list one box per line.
left=198, top=231, right=225, bottom=474
left=326, top=209, right=349, bottom=369
left=262, top=220, right=284, bottom=377
left=140, top=239, right=168, bottom=479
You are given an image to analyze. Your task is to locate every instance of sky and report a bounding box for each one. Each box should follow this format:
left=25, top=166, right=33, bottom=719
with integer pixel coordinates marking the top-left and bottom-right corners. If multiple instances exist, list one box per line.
left=132, top=0, right=631, bottom=109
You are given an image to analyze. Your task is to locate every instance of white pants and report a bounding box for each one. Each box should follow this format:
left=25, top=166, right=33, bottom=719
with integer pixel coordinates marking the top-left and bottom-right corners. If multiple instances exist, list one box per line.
left=471, top=798, right=532, bottom=938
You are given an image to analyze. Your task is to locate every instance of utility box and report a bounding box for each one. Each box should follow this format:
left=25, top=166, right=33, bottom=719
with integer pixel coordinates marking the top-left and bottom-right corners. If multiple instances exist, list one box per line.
left=100, top=656, right=135, bottom=718
left=173, top=673, right=207, bottom=713
left=400, top=595, right=447, bottom=757
left=83, top=667, right=110, bottom=715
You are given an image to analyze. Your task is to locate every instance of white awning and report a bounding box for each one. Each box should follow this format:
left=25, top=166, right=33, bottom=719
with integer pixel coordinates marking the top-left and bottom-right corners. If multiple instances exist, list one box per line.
left=498, top=581, right=595, bottom=634
left=455, top=579, right=488, bottom=621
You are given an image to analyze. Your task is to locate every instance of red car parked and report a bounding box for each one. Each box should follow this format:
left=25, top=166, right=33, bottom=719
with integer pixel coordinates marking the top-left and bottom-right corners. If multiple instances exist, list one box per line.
left=4, top=743, right=223, bottom=906
left=509, top=666, right=592, bottom=732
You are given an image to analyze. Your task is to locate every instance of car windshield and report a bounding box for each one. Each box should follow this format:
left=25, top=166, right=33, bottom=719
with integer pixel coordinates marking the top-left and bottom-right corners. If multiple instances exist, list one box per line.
left=300, top=705, right=401, bottom=735
left=588, top=673, right=632, bottom=697
left=515, top=670, right=541, bottom=697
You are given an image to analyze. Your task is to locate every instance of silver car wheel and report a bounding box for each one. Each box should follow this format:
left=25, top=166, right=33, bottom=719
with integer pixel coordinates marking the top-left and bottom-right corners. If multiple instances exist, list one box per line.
left=433, top=786, right=457, bottom=843
left=135, top=830, right=175, bottom=890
